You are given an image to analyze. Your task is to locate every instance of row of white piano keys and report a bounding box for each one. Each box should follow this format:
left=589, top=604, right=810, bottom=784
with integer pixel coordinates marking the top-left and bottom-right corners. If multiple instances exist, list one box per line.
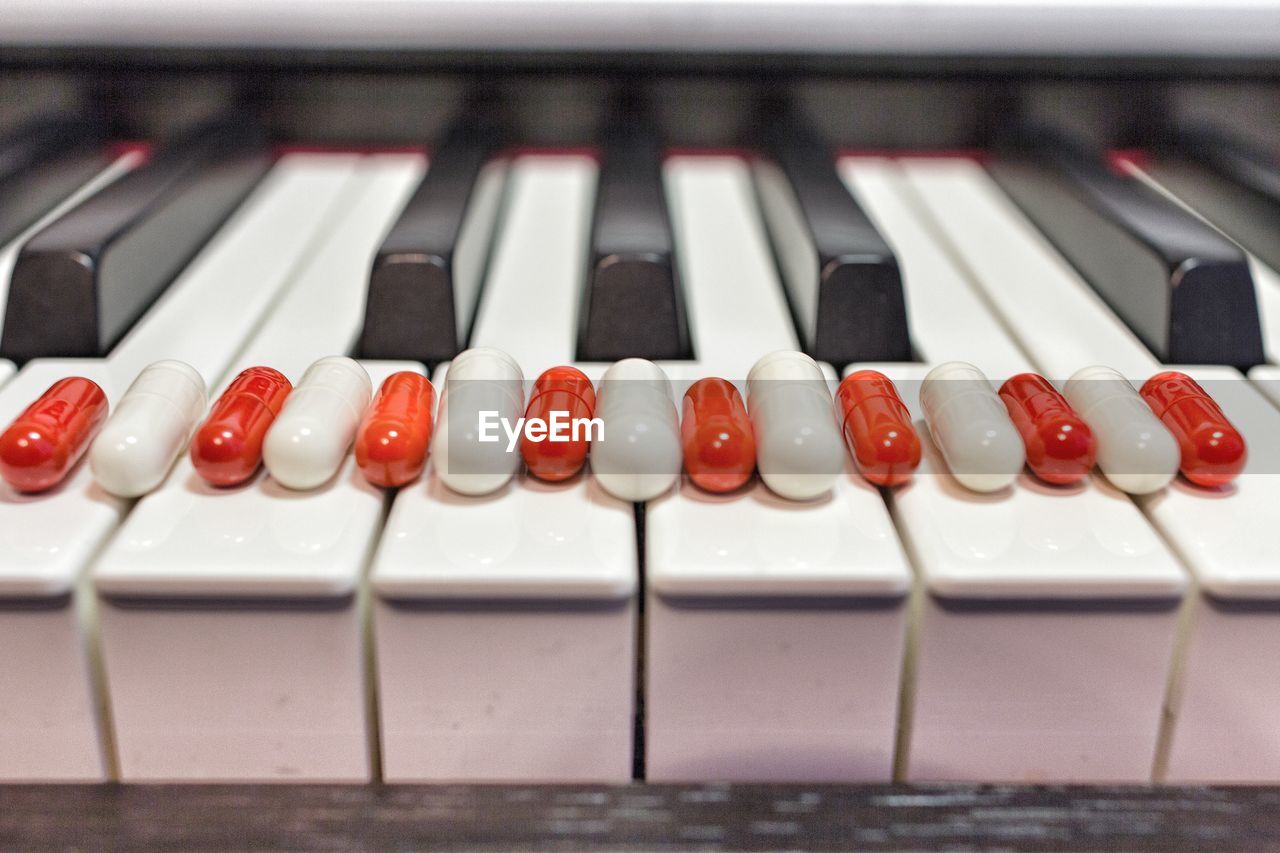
left=2, top=149, right=1280, bottom=784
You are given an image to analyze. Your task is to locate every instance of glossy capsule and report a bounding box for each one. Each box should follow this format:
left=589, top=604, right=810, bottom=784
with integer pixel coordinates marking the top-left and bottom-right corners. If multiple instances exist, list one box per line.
left=434, top=347, right=525, bottom=496
left=593, top=359, right=682, bottom=502
left=355, top=371, right=436, bottom=488
left=0, top=377, right=108, bottom=492
left=920, top=361, right=1025, bottom=493
left=746, top=351, right=845, bottom=501
left=1140, top=371, right=1247, bottom=488
left=836, top=370, right=920, bottom=487
left=521, top=366, right=596, bottom=482
left=264, top=356, right=372, bottom=491
left=191, top=366, right=292, bottom=487
left=90, top=360, right=207, bottom=498
left=1063, top=365, right=1179, bottom=495
left=681, top=377, right=755, bottom=493
left=998, top=373, right=1097, bottom=486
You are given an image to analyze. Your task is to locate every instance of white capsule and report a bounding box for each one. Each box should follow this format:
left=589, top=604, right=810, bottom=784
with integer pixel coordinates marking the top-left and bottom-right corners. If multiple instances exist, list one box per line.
left=920, top=361, right=1025, bottom=493
left=592, top=359, right=681, bottom=502
left=745, top=350, right=845, bottom=501
left=90, top=360, right=206, bottom=498
left=433, top=347, right=525, bottom=496
left=1063, top=365, right=1179, bottom=495
left=263, top=356, right=372, bottom=490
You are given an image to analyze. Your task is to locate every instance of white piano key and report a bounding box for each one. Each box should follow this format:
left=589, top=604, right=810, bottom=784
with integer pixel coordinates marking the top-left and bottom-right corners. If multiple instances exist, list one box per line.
left=0, top=154, right=364, bottom=592
left=0, top=360, right=117, bottom=782
left=843, top=157, right=1187, bottom=782
left=104, top=153, right=365, bottom=386
left=0, top=154, right=372, bottom=783
left=0, top=151, right=142, bottom=345
left=1249, top=364, right=1280, bottom=411
left=91, top=154, right=425, bottom=783
left=371, top=155, right=637, bottom=782
left=839, top=157, right=1027, bottom=378
left=0, top=360, right=12, bottom=387
left=1141, top=365, right=1280, bottom=782
left=899, top=155, right=1280, bottom=783
left=644, top=155, right=911, bottom=783
left=896, top=156, right=1160, bottom=379
left=468, top=155, right=596, bottom=375
left=663, top=156, right=799, bottom=376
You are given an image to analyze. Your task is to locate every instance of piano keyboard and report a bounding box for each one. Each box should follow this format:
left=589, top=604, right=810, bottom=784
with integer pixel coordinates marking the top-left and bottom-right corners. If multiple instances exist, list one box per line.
left=3, top=113, right=1280, bottom=788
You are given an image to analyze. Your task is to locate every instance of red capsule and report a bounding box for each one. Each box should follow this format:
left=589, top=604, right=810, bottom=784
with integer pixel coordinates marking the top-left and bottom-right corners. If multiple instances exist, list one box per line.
left=191, top=367, right=292, bottom=487
left=0, top=377, right=109, bottom=492
left=998, top=373, right=1097, bottom=486
left=1140, top=371, right=1246, bottom=488
left=836, top=370, right=921, bottom=487
left=520, top=366, right=596, bottom=482
left=355, top=372, right=436, bottom=488
left=681, top=378, right=756, bottom=493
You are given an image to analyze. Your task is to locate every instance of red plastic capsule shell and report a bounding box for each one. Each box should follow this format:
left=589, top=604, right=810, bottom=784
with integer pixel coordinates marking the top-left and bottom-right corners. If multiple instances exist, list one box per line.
left=836, top=370, right=920, bottom=487
left=1140, top=371, right=1247, bottom=488
left=681, top=377, right=756, bottom=493
left=521, top=366, right=596, bottom=482
left=998, top=373, right=1097, bottom=486
left=191, top=366, right=292, bottom=487
left=356, top=372, right=436, bottom=488
left=0, top=376, right=109, bottom=492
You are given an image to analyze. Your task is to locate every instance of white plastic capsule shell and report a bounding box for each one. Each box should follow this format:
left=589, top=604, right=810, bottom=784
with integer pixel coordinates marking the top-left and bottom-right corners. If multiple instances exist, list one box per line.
left=1063, top=364, right=1180, bottom=495
left=263, top=356, right=372, bottom=491
left=920, top=361, right=1025, bottom=494
left=746, top=350, right=844, bottom=501
left=434, top=347, right=525, bottom=496
left=90, top=360, right=207, bottom=498
left=592, top=358, right=682, bottom=502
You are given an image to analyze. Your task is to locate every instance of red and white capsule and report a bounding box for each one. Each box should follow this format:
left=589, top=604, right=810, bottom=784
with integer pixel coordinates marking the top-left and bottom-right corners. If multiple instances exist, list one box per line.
left=836, top=370, right=920, bottom=487
left=998, top=373, right=1097, bottom=486
left=1140, top=371, right=1247, bottom=488
left=520, top=366, right=596, bottom=483
left=356, top=371, right=436, bottom=488
left=0, top=377, right=109, bottom=493
left=191, top=366, right=292, bottom=487
left=681, top=377, right=756, bottom=493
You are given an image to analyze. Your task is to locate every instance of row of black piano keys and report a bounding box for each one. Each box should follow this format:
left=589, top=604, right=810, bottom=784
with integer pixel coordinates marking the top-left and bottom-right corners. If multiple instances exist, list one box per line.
left=1, top=99, right=1280, bottom=784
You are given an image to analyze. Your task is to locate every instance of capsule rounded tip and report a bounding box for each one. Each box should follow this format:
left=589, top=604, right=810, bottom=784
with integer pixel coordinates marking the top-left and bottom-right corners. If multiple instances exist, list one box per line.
left=757, top=419, right=843, bottom=500
left=89, top=437, right=157, bottom=498
left=1182, top=423, right=1247, bottom=487
left=0, top=425, right=62, bottom=492
left=264, top=417, right=345, bottom=491
left=521, top=438, right=589, bottom=483
left=683, top=420, right=755, bottom=493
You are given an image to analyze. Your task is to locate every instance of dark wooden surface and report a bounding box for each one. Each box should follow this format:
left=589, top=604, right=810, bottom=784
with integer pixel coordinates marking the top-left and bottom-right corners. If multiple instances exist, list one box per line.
left=3, top=784, right=1279, bottom=850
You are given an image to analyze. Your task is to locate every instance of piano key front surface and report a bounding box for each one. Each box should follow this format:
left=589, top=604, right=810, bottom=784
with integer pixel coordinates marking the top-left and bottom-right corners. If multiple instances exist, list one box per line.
left=3, top=82, right=1280, bottom=790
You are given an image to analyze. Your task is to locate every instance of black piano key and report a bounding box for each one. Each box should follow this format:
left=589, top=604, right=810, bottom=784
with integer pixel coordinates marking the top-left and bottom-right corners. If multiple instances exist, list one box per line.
left=358, top=114, right=509, bottom=364
left=1148, top=127, right=1280, bottom=276
left=0, top=116, right=108, bottom=248
left=752, top=111, right=911, bottom=365
left=0, top=120, right=272, bottom=364
left=988, top=130, right=1264, bottom=369
left=577, top=116, right=691, bottom=362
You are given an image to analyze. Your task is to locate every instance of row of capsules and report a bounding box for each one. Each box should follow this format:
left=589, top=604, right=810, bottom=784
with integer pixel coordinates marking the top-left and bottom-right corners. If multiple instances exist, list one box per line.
left=0, top=350, right=1250, bottom=499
